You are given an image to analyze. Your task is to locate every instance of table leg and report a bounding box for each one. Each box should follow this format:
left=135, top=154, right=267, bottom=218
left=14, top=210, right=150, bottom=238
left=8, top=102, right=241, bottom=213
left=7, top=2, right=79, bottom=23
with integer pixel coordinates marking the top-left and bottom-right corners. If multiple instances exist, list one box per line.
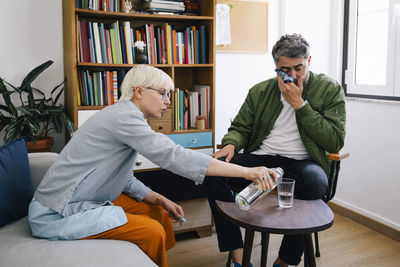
left=242, top=229, right=255, bottom=267
left=304, top=234, right=316, bottom=267
left=261, top=233, right=270, bottom=267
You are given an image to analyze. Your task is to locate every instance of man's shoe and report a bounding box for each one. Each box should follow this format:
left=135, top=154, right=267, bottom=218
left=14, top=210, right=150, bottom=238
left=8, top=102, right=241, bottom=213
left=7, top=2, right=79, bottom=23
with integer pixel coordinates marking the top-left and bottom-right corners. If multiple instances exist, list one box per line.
left=233, top=262, right=253, bottom=267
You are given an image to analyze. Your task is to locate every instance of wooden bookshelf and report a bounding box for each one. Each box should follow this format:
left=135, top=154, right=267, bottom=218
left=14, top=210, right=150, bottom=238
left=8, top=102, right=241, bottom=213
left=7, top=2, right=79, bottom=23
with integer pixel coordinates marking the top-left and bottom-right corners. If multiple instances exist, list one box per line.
left=62, top=0, right=215, bottom=236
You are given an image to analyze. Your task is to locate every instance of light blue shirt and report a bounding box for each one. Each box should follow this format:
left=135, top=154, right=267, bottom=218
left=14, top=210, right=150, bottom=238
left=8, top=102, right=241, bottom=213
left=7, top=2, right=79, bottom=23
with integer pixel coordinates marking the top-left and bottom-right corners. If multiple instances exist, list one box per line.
left=29, top=100, right=211, bottom=240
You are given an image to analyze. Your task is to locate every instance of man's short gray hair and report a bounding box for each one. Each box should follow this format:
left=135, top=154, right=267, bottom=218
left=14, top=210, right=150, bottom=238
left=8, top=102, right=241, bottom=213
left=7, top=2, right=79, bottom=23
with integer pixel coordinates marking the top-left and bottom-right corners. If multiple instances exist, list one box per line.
left=272, top=33, right=310, bottom=65
left=119, top=65, right=174, bottom=101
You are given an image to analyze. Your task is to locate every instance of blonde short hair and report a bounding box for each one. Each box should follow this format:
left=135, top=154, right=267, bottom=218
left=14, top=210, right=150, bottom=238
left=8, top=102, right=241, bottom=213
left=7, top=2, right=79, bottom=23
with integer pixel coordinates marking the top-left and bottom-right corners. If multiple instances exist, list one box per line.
left=119, top=65, right=174, bottom=101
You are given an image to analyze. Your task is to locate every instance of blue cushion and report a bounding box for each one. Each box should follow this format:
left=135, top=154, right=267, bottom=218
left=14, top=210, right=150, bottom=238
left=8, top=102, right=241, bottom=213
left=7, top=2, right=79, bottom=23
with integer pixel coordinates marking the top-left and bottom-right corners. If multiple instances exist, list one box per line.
left=0, top=137, right=33, bottom=227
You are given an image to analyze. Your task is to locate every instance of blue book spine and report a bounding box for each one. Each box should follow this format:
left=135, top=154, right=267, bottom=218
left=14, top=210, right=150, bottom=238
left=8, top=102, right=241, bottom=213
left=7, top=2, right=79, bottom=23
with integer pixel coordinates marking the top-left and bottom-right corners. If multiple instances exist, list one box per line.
left=99, top=23, right=108, bottom=64
left=80, top=71, right=88, bottom=105
left=179, top=89, right=184, bottom=130
left=119, top=24, right=127, bottom=64
left=86, top=70, right=94, bottom=106
left=199, top=25, right=206, bottom=64
left=196, top=29, right=200, bottom=64
left=88, top=22, right=96, bottom=63
left=102, top=71, right=108, bottom=106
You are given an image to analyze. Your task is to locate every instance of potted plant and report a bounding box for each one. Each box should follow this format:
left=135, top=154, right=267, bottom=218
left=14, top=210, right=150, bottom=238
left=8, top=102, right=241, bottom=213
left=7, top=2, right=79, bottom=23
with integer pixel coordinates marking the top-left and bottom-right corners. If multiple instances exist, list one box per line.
left=0, top=60, right=74, bottom=152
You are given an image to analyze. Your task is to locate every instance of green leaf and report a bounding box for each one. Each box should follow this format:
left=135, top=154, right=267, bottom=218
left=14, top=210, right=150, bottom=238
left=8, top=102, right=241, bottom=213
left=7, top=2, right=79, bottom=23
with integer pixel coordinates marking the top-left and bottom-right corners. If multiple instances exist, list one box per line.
left=0, top=104, right=12, bottom=113
left=51, top=79, right=65, bottom=105
left=17, top=106, right=34, bottom=116
left=4, top=127, right=20, bottom=143
left=0, top=78, right=18, bottom=116
left=20, top=60, right=53, bottom=92
left=31, top=87, right=46, bottom=98
left=64, top=114, right=75, bottom=135
left=20, top=60, right=53, bottom=108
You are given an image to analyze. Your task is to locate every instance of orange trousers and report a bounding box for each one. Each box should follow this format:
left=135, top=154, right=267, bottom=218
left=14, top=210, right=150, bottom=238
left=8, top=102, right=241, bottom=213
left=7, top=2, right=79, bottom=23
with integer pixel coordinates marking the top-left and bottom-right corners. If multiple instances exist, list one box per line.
left=83, top=193, right=175, bottom=267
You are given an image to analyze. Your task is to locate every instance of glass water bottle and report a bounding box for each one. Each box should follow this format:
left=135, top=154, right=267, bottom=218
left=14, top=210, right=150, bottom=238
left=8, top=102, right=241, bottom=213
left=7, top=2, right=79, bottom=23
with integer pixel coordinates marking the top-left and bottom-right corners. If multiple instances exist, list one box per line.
left=235, top=167, right=284, bottom=210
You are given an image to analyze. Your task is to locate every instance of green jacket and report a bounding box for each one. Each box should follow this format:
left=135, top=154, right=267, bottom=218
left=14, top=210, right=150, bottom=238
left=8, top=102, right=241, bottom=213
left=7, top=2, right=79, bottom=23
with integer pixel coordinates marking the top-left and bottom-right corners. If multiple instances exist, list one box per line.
left=221, top=71, right=346, bottom=177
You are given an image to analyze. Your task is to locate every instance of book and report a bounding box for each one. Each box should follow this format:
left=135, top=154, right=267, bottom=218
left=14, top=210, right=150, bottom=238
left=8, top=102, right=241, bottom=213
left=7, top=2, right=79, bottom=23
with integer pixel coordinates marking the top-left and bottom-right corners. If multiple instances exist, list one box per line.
left=119, top=23, right=127, bottom=64
left=79, top=21, right=91, bottom=62
left=193, top=85, right=210, bottom=128
left=112, top=70, right=118, bottom=103
left=114, top=21, right=122, bottom=64
left=87, top=22, right=96, bottom=63
left=92, top=22, right=103, bottom=63
left=199, top=25, right=207, bottom=64
left=109, top=25, right=118, bottom=64
left=189, top=91, right=199, bottom=128
left=172, top=29, right=177, bottom=64
left=149, top=24, right=156, bottom=64
left=184, top=28, right=188, bottom=64
left=166, top=23, right=172, bottom=64
left=105, top=28, right=113, bottom=63
left=177, top=32, right=183, bottom=64
left=191, top=26, right=197, bottom=64
left=195, top=29, right=199, bottom=64
left=179, top=89, right=184, bottom=129
left=86, top=70, right=94, bottom=106
left=99, top=23, right=107, bottom=64
left=124, top=21, right=133, bottom=64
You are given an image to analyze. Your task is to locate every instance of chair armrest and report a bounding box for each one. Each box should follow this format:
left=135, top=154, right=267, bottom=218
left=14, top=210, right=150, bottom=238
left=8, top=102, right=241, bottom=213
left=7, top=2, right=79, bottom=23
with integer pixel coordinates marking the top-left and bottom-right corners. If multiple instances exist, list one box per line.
left=217, top=144, right=350, bottom=162
left=327, top=152, right=350, bottom=161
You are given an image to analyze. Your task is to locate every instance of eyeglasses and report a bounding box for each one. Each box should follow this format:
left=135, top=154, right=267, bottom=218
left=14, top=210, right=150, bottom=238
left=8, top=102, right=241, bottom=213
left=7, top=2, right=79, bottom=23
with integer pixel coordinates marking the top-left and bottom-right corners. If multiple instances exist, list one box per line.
left=144, top=87, right=171, bottom=101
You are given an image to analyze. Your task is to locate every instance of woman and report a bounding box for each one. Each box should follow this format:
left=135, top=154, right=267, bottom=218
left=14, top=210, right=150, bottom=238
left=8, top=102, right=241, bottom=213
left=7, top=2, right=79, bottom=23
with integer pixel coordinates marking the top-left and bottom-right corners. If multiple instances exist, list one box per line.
left=28, top=65, right=277, bottom=267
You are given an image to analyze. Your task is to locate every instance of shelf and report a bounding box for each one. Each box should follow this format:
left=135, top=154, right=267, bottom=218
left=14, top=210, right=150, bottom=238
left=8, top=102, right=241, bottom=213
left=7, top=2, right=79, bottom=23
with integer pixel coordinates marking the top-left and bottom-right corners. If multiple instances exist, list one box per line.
left=76, top=8, right=214, bottom=22
left=76, top=63, right=214, bottom=68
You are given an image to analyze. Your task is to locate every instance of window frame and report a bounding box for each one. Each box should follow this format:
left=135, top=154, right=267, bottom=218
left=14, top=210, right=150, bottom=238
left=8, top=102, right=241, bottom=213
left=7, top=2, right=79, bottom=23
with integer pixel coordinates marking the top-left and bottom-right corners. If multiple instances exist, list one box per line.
left=342, top=0, right=400, bottom=101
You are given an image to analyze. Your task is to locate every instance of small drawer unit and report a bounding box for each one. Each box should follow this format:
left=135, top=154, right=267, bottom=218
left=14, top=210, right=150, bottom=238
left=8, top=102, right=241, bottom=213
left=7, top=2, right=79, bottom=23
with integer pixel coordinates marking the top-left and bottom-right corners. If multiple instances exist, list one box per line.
left=167, top=132, right=213, bottom=148
left=148, top=107, right=173, bottom=133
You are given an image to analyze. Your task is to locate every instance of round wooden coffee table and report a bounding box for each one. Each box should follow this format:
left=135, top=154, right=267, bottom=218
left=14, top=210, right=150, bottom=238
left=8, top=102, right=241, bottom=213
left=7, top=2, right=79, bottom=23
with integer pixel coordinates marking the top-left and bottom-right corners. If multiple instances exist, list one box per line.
left=216, top=194, right=334, bottom=267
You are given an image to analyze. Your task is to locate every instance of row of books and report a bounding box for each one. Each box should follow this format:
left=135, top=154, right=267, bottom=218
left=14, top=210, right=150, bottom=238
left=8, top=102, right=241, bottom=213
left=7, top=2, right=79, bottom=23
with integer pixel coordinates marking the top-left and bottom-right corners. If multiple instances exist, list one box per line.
left=174, top=85, right=210, bottom=130
left=77, top=20, right=208, bottom=65
left=77, top=69, right=127, bottom=106
left=144, top=24, right=208, bottom=65
left=75, top=0, right=122, bottom=12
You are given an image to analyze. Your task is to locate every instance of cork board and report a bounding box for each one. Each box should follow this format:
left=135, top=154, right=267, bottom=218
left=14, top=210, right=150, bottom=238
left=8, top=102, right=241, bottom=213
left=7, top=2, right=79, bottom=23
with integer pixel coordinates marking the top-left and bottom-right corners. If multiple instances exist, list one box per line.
left=216, top=0, right=268, bottom=53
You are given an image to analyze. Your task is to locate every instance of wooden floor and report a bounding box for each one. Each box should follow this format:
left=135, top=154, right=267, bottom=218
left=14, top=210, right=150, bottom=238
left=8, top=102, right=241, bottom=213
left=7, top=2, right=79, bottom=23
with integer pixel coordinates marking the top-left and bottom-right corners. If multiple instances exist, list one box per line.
left=167, top=213, right=400, bottom=267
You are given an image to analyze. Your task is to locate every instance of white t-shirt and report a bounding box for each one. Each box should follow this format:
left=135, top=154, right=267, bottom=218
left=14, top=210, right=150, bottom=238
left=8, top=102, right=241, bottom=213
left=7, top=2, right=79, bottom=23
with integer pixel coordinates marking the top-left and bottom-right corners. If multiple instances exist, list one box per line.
left=251, top=95, right=310, bottom=160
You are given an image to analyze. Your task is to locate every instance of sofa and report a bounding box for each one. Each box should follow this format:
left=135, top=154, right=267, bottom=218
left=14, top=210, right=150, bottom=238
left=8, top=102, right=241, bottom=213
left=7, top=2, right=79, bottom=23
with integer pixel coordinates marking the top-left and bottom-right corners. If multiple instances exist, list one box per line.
left=0, top=151, right=157, bottom=267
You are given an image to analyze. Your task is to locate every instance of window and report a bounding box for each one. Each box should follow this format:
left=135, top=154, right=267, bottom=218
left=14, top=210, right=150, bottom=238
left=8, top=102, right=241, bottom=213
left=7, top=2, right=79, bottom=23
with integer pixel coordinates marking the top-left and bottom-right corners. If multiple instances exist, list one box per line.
left=343, top=0, right=400, bottom=100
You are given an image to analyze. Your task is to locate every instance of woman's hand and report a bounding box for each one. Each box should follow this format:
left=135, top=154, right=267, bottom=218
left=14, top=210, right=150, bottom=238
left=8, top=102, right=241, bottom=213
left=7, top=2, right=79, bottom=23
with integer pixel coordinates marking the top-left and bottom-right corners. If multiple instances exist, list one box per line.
left=159, top=195, right=186, bottom=225
left=243, top=167, right=278, bottom=192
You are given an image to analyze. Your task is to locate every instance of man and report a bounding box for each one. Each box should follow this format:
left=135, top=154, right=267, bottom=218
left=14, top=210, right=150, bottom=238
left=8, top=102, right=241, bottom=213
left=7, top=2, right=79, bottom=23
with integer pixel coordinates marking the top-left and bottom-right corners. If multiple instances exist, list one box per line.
left=205, top=33, right=346, bottom=267
left=28, top=65, right=274, bottom=267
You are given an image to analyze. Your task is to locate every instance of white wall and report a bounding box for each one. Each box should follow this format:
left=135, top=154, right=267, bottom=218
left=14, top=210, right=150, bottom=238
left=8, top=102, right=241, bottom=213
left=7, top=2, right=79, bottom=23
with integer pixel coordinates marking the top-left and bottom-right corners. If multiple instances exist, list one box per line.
left=338, top=98, right=400, bottom=230
left=0, top=0, right=65, bottom=152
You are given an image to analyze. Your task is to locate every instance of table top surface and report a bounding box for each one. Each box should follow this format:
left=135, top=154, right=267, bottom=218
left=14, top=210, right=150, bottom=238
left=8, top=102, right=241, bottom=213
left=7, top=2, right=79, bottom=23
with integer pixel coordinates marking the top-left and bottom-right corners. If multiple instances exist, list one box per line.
left=216, top=194, right=334, bottom=234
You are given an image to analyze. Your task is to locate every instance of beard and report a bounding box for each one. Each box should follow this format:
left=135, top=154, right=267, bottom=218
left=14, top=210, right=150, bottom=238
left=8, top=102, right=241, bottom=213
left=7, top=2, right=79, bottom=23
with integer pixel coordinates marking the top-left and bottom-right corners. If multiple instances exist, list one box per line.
left=301, top=69, right=310, bottom=88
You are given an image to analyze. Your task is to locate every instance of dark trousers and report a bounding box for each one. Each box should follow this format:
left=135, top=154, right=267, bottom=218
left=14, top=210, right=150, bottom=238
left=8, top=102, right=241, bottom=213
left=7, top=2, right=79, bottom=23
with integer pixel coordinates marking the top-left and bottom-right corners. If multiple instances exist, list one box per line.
left=204, top=154, right=328, bottom=266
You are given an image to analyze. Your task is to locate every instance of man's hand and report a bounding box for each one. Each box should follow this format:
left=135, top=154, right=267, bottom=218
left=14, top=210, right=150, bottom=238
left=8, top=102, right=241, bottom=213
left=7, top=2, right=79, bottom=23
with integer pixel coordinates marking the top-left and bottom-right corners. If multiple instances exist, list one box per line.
left=211, top=144, right=235, bottom=162
left=277, top=75, right=304, bottom=110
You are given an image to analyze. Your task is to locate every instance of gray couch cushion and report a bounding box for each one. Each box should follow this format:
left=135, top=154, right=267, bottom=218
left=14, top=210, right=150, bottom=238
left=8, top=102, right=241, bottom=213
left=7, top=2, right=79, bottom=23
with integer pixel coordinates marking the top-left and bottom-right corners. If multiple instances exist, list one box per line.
left=28, top=152, right=59, bottom=190
left=0, top=217, right=157, bottom=267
